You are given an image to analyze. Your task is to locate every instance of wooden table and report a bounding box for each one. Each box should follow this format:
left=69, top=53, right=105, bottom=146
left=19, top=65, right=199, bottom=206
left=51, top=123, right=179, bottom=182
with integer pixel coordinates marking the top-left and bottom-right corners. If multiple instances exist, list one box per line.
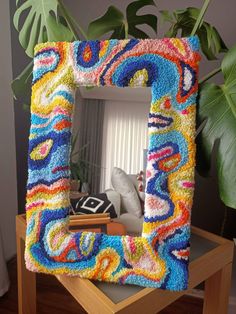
left=16, top=214, right=234, bottom=314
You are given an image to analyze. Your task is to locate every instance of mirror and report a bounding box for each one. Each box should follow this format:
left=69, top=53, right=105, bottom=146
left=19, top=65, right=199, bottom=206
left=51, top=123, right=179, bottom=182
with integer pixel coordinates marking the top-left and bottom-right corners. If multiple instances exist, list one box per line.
left=71, top=86, right=151, bottom=237
left=25, top=37, right=199, bottom=290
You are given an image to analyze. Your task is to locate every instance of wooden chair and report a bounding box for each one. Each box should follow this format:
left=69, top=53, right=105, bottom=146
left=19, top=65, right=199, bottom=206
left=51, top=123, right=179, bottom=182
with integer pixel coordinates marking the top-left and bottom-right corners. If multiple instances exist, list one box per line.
left=16, top=214, right=234, bottom=314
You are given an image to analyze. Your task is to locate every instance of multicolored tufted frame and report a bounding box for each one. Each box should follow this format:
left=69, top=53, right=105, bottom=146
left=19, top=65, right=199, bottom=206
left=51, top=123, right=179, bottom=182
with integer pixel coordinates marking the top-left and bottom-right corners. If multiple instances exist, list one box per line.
left=25, top=37, right=200, bottom=290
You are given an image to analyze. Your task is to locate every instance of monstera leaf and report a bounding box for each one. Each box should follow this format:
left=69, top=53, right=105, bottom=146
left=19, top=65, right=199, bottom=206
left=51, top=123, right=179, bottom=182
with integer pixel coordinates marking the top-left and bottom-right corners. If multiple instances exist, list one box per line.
left=13, top=0, right=73, bottom=57
left=197, top=44, right=236, bottom=208
left=87, top=6, right=125, bottom=39
left=126, top=0, right=158, bottom=38
left=160, top=7, right=227, bottom=60
left=87, top=0, right=157, bottom=40
left=11, top=61, right=32, bottom=99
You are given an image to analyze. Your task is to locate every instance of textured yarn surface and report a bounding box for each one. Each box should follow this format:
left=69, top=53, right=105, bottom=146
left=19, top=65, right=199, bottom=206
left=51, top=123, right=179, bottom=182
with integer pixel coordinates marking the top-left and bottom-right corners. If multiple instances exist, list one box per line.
left=25, top=37, right=200, bottom=290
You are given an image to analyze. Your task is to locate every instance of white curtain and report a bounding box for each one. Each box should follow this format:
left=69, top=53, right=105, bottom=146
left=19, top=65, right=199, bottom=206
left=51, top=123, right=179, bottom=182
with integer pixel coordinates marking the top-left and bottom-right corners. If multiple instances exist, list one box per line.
left=100, top=100, right=150, bottom=191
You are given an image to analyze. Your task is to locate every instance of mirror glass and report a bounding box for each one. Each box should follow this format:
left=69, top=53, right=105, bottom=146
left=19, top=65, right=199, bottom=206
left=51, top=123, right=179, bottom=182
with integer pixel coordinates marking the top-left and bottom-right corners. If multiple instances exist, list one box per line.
left=70, top=86, right=152, bottom=237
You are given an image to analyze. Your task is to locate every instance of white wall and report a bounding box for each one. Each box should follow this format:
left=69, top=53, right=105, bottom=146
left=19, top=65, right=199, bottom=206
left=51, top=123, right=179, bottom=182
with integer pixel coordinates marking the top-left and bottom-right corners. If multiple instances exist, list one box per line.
left=0, top=0, right=18, bottom=260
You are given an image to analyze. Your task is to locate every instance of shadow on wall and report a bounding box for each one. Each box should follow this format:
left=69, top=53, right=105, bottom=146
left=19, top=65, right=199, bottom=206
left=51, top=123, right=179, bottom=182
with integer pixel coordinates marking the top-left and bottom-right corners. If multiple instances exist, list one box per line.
left=192, top=142, right=235, bottom=238
left=10, top=2, right=31, bottom=214
left=192, top=171, right=225, bottom=236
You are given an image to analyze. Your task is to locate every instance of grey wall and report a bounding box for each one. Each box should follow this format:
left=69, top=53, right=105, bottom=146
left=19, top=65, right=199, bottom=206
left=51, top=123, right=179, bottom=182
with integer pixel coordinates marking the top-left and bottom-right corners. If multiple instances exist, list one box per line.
left=10, top=0, right=236, bottom=236
left=0, top=0, right=18, bottom=260
left=10, top=2, right=31, bottom=214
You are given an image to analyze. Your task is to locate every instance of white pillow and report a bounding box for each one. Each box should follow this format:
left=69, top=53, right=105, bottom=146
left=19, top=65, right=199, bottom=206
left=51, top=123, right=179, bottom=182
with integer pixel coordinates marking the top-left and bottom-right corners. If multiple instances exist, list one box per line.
left=111, top=167, right=142, bottom=218
left=105, top=189, right=121, bottom=217
left=128, top=174, right=145, bottom=202
left=128, top=174, right=138, bottom=189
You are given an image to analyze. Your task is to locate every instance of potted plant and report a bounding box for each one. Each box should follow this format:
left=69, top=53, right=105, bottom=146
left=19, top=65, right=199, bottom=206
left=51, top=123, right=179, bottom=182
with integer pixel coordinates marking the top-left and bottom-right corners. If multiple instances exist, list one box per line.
left=12, top=0, right=236, bottom=223
left=70, top=161, right=81, bottom=192
left=70, top=132, right=89, bottom=192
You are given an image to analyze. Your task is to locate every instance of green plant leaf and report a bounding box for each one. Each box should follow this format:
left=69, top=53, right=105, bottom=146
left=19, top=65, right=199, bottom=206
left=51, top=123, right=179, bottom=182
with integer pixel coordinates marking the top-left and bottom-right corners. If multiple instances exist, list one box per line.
left=87, top=0, right=157, bottom=40
left=159, top=10, right=174, bottom=24
left=126, top=0, right=157, bottom=38
left=13, top=0, right=73, bottom=57
left=11, top=61, right=33, bottom=99
left=162, top=7, right=227, bottom=60
left=197, top=44, right=236, bottom=208
left=87, top=6, right=125, bottom=40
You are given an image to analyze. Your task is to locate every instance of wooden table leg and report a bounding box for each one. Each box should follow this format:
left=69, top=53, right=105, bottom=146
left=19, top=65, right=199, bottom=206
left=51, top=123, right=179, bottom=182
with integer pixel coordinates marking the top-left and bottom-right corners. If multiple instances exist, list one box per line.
left=203, top=262, right=232, bottom=314
left=16, top=235, right=36, bottom=314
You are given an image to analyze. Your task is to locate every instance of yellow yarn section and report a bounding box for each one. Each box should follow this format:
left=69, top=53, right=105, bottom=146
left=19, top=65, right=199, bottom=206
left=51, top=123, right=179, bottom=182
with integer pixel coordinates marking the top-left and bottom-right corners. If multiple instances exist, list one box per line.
left=99, top=40, right=109, bottom=58
left=30, top=139, right=53, bottom=160
left=129, top=68, right=149, bottom=87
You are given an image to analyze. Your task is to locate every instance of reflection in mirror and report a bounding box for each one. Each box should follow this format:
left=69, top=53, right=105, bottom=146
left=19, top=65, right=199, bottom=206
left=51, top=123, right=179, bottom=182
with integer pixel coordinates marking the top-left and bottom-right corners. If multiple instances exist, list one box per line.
left=70, top=86, right=152, bottom=237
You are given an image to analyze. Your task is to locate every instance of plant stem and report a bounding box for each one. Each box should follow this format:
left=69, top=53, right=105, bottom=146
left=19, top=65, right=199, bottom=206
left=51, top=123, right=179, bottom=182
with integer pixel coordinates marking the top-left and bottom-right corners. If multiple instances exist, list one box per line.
left=58, top=0, right=87, bottom=40
left=220, top=206, right=228, bottom=237
left=195, top=120, right=207, bottom=137
left=199, top=66, right=221, bottom=84
left=124, top=20, right=129, bottom=39
left=191, top=0, right=211, bottom=36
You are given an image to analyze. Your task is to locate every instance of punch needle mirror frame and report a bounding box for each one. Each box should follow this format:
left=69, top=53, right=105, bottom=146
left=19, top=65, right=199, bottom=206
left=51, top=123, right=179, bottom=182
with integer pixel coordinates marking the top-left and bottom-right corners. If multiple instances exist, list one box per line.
left=25, top=37, right=200, bottom=290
